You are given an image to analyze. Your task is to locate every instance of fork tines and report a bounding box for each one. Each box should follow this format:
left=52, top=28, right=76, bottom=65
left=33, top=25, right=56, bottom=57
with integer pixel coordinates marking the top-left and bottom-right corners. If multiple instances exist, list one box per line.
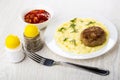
left=27, top=51, right=46, bottom=64
left=27, top=51, right=54, bottom=66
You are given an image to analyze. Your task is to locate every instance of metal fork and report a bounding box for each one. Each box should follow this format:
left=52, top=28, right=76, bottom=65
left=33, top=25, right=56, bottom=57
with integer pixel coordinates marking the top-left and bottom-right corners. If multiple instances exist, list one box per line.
left=23, top=47, right=110, bottom=76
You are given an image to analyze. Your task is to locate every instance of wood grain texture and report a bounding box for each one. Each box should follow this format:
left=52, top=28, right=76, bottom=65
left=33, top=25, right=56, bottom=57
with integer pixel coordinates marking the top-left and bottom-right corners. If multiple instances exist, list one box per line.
left=0, top=0, right=120, bottom=80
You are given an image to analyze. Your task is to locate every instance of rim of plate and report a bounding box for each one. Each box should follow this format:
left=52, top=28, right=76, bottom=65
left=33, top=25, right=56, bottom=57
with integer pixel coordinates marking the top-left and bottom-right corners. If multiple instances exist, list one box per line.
left=44, top=13, right=118, bottom=59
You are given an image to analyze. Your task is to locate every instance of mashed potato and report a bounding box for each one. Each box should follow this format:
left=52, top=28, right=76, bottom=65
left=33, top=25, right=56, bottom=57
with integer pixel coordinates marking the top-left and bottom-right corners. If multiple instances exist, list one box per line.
left=54, top=18, right=109, bottom=54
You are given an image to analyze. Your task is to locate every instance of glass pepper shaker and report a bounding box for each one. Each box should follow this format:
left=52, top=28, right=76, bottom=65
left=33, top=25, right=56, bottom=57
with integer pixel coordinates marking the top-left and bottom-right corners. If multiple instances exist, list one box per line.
left=23, top=24, right=43, bottom=52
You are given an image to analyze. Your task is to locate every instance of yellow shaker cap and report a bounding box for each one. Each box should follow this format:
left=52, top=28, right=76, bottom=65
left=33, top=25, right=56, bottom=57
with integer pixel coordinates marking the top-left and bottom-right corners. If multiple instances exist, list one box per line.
left=24, top=24, right=39, bottom=38
left=5, top=34, right=20, bottom=49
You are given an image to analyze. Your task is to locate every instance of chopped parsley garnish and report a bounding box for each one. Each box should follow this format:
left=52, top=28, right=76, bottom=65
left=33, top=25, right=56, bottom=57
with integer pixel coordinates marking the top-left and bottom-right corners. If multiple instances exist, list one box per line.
left=58, top=27, right=66, bottom=32
left=70, top=18, right=78, bottom=33
left=63, top=38, right=68, bottom=41
left=70, top=18, right=77, bottom=23
left=70, top=23, right=76, bottom=28
left=71, top=29, right=78, bottom=33
left=70, top=39, right=77, bottom=46
left=80, top=20, right=83, bottom=22
left=69, top=23, right=78, bottom=33
left=87, top=21, right=96, bottom=25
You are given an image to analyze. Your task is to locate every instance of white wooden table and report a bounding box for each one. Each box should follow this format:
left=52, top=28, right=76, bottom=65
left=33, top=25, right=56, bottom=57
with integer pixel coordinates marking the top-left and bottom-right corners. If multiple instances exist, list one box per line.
left=0, top=0, right=120, bottom=80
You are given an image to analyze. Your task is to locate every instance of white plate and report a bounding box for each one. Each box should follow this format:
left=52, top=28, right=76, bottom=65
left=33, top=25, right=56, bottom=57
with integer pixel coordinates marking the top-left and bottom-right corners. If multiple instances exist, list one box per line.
left=44, top=13, right=118, bottom=59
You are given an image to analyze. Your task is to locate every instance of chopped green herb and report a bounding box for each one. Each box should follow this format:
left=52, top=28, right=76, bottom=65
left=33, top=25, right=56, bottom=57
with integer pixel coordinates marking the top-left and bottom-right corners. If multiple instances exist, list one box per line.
left=71, top=29, right=78, bottom=33
left=87, top=21, right=95, bottom=25
left=70, top=18, right=77, bottom=23
left=69, top=23, right=78, bottom=33
left=70, top=23, right=76, bottom=28
left=80, top=20, right=83, bottom=22
left=63, top=38, right=68, bottom=41
left=58, top=27, right=66, bottom=32
left=70, top=39, right=77, bottom=46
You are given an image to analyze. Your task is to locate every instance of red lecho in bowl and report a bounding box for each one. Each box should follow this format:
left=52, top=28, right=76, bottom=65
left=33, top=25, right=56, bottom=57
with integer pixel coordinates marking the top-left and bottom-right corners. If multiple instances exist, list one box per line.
left=21, top=6, right=53, bottom=29
left=24, top=9, right=50, bottom=24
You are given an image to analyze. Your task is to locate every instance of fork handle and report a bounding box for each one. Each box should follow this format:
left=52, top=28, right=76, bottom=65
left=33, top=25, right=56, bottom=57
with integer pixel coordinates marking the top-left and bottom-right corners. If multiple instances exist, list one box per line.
left=58, top=62, right=109, bottom=76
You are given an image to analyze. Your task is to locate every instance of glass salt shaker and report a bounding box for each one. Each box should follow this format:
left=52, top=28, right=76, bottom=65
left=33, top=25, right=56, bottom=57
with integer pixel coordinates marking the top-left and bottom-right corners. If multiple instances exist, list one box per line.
left=23, top=24, right=43, bottom=52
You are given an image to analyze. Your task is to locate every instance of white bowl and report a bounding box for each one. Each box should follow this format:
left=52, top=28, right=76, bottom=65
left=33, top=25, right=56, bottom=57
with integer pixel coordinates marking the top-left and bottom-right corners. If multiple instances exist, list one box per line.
left=21, top=6, right=53, bottom=29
